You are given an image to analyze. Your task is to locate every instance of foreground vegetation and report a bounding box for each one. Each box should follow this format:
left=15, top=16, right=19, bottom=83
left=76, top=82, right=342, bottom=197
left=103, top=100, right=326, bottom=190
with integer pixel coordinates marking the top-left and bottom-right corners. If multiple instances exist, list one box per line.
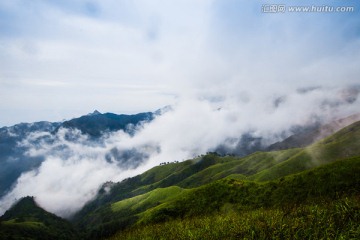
left=110, top=197, right=360, bottom=240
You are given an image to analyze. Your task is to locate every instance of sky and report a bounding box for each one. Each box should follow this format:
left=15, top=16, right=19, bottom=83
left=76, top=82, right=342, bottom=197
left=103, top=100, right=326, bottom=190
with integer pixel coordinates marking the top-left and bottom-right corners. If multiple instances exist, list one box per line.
left=0, top=0, right=359, bottom=127
left=1, top=0, right=360, bottom=217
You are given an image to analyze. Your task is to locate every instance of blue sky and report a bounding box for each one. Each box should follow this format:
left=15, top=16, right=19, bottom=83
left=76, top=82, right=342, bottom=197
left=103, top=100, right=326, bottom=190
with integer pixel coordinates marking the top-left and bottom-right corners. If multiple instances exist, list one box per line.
left=1, top=0, right=360, bottom=126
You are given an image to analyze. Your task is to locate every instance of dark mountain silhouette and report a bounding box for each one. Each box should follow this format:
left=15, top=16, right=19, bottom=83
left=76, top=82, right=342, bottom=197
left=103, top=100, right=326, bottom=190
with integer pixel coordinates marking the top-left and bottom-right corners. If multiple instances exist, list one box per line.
left=0, top=196, right=79, bottom=240
left=0, top=111, right=155, bottom=199
left=59, top=111, right=154, bottom=137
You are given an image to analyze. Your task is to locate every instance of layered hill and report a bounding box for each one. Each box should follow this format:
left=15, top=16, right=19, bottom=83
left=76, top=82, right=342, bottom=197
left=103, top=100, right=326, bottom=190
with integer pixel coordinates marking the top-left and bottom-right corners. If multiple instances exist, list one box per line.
left=1, top=117, right=359, bottom=239
left=59, top=110, right=154, bottom=137
left=72, top=120, right=360, bottom=239
left=267, top=113, right=360, bottom=150
left=0, top=111, right=155, bottom=199
left=0, top=196, right=79, bottom=240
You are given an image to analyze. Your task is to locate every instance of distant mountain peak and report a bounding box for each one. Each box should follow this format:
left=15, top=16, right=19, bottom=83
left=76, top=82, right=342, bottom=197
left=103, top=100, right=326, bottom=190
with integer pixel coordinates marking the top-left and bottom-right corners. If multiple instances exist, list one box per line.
left=154, top=105, right=173, bottom=115
left=1, top=196, right=39, bottom=220
left=88, top=110, right=102, bottom=116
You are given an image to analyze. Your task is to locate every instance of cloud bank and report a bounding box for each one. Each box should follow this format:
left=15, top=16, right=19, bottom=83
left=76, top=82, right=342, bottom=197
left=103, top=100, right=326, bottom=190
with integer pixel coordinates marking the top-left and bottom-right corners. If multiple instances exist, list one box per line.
left=1, top=85, right=359, bottom=217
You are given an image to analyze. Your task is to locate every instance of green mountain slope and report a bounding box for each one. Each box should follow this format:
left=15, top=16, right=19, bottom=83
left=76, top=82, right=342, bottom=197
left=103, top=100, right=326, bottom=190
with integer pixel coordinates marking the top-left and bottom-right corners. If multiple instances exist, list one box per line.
left=140, top=156, right=360, bottom=222
left=111, top=196, right=360, bottom=240
left=177, top=149, right=302, bottom=188
left=267, top=113, right=360, bottom=151
left=72, top=154, right=221, bottom=224
left=2, top=120, right=359, bottom=239
left=78, top=121, right=360, bottom=219
left=74, top=121, right=360, bottom=239
left=251, top=120, right=360, bottom=181
left=0, top=196, right=79, bottom=240
left=86, top=156, right=360, bottom=239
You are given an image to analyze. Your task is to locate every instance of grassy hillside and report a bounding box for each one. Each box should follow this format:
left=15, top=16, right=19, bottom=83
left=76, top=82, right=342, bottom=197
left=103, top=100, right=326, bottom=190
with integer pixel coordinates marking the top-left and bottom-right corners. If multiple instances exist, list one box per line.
left=267, top=113, right=360, bottom=151
left=82, top=156, right=360, bottom=239
left=0, top=196, right=79, bottom=240
left=73, top=154, right=220, bottom=224
left=251, top=120, right=360, bottom=181
left=2, top=120, right=359, bottom=239
left=177, top=149, right=302, bottom=188
left=112, top=186, right=186, bottom=213
left=110, top=197, right=360, bottom=240
left=131, top=157, right=359, bottom=225
left=72, top=121, right=360, bottom=239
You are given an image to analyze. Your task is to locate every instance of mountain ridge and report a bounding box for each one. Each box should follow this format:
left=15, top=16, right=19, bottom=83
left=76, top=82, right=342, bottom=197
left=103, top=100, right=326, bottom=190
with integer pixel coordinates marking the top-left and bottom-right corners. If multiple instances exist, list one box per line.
left=70, top=120, right=360, bottom=239
left=1, top=114, right=360, bottom=239
left=0, top=196, right=79, bottom=240
left=0, top=110, right=156, bottom=200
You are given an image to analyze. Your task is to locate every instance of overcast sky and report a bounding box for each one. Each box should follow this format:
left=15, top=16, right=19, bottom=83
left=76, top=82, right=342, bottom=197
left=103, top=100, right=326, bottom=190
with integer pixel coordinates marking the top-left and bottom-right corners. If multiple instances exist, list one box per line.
left=1, top=0, right=360, bottom=127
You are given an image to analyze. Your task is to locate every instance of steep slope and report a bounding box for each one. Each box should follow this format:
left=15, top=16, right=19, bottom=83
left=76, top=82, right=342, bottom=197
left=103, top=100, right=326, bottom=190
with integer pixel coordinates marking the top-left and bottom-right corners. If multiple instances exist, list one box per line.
left=72, top=155, right=219, bottom=224
left=86, top=156, right=360, bottom=239
left=74, top=121, right=360, bottom=238
left=82, top=118, right=360, bottom=215
left=0, top=196, right=79, bottom=240
left=75, top=150, right=301, bottom=221
left=138, top=156, right=360, bottom=224
left=268, top=113, right=360, bottom=151
left=252, top=120, right=360, bottom=181
left=177, top=149, right=302, bottom=188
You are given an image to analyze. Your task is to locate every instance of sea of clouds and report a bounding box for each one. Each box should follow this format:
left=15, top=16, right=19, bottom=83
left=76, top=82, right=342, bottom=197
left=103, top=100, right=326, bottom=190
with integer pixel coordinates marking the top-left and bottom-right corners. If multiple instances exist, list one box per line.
left=0, top=85, right=359, bottom=217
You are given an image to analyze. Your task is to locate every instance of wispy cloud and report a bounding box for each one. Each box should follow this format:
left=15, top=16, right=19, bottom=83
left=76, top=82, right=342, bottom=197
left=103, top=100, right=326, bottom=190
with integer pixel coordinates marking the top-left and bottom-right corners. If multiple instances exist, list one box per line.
left=1, top=84, right=359, bottom=217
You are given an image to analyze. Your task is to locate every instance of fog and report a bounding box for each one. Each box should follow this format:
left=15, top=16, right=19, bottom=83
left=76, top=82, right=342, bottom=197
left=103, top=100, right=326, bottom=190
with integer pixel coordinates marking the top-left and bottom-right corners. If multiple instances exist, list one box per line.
left=0, top=85, right=359, bottom=217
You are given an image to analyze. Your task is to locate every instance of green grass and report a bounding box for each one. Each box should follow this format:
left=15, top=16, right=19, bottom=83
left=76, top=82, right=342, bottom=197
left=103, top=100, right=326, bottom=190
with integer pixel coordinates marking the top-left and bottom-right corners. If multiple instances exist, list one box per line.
left=177, top=149, right=302, bottom=188
left=75, top=121, right=360, bottom=239
left=109, top=197, right=360, bottom=240
left=2, top=220, right=45, bottom=228
left=135, top=156, right=360, bottom=225
left=80, top=156, right=360, bottom=239
left=251, top=121, right=360, bottom=182
left=140, top=161, right=195, bottom=184
left=112, top=186, right=186, bottom=213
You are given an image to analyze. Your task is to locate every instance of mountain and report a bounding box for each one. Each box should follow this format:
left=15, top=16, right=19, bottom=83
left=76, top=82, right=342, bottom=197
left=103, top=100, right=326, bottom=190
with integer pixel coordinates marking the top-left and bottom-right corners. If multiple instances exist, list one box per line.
left=0, top=121, right=61, bottom=196
left=1, top=110, right=357, bottom=201
left=72, top=120, right=360, bottom=239
left=267, top=113, right=360, bottom=151
left=109, top=157, right=360, bottom=240
left=213, top=113, right=360, bottom=157
left=1, top=116, right=360, bottom=239
left=59, top=111, right=154, bottom=137
left=0, top=196, right=79, bottom=240
left=0, top=111, right=155, bottom=199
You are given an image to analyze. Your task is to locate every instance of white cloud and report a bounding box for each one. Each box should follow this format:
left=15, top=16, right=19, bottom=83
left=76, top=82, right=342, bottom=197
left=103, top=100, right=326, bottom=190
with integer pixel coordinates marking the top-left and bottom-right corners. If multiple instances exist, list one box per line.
left=1, top=84, right=359, bottom=218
